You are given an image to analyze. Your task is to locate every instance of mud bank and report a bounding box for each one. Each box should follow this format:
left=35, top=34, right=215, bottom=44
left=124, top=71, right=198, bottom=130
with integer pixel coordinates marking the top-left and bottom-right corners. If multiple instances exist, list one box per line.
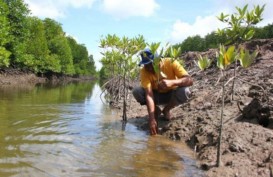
left=126, top=39, right=273, bottom=177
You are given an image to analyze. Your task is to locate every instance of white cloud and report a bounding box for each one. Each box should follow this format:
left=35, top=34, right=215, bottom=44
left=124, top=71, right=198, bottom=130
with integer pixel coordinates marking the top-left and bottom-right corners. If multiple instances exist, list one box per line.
left=169, top=15, right=226, bottom=44
left=102, top=0, right=160, bottom=19
left=63, top=0, right=96, bottom=8
left=24, top=0, right=96, bottom=19
left=25, top=0, right=159, bottom=20
left=25, top=1, right=64, bottom=18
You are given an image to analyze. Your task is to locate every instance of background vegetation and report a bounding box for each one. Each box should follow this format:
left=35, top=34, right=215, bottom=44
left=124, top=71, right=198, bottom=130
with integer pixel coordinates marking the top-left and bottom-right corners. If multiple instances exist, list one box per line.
left=1, top=0, right=272, bottom=81
left=0, top=0, right=97, bottom=77
left=100, top=23, right=273, bottom=80
left=173, top=23, right=273, bottom=53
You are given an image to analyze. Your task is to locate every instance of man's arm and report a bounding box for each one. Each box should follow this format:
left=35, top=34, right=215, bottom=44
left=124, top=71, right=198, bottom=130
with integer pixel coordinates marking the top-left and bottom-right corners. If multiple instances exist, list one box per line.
left=145, top=87, right=158, bottom=135
left=158, top=75, right=193, bottom=90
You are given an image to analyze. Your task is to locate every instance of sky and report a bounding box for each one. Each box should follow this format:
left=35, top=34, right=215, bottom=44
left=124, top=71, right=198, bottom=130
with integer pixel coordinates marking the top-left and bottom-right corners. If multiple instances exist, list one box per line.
left=24, top=0, right=273, bottom=70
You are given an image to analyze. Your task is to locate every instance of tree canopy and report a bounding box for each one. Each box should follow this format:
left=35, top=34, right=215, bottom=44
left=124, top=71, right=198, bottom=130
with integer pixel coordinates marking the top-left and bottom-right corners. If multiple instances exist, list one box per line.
left=0, top=0, right=96, bottom=77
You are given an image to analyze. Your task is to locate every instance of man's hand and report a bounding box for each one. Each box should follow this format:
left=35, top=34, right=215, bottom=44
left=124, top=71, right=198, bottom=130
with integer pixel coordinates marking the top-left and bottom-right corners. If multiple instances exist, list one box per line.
left=158, top=76, right=193, bottom=90
left=149, top=118, right=158, bottom=135
left=158, top=79, right=174, bottom=90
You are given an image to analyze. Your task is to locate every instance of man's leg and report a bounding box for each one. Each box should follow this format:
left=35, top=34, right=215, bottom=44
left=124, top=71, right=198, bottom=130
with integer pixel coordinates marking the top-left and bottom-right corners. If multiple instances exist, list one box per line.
left=132, top=86, right=146, bottom=105
left=163, top=87, right=191, bottom=120
left=132, top=86, right=192, bottom=120
left=132, top=87, right=163, bottom=119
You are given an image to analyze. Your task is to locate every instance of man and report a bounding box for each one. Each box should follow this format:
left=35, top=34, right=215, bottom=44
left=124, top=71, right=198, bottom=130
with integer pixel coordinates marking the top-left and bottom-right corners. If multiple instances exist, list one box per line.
left=132, top=48, right=193, bottom=135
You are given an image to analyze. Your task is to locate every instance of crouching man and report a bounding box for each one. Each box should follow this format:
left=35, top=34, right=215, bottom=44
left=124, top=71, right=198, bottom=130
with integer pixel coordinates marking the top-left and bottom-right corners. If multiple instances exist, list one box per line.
left=132, top=48, right=193, bottom=135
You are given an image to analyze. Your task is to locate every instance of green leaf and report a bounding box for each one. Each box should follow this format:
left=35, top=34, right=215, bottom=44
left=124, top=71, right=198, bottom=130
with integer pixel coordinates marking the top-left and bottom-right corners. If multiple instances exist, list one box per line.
left=153, top=56, right=161, bottom=74
left=149, top=42, right=161, bottom=54
left=170, top=47, right=181, bottom=59
left=217, top=54, right=225, bottom=70
left=240, top=5, right=248, bottom=17
left=195, top=54, right=212, bottom=71
left=243, top=30, right=255, bottom=40
left=216, top=29, right=224, bottom=36
left=238, top=48, right=257, bottom=68
left=0, top=47, right=11, bottom=67
left=217, top=13, right=228, bottom=22
left=217, top=45, right=236, bottom=70
left=225, top=45, right=236, bottom=64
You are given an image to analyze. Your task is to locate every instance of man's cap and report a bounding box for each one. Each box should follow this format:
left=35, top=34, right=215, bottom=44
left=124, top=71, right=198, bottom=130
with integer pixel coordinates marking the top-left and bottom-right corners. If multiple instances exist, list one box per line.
left=139, top=48, right=154, bottom=66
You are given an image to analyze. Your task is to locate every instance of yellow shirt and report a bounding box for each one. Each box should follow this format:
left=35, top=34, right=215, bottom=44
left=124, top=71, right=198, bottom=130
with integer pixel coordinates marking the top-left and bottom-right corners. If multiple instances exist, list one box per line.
left=140, top=58, right=188, bottom=93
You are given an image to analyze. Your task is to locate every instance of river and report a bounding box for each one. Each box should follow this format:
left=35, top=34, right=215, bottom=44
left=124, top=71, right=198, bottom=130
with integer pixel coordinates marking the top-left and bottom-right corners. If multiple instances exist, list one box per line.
left=0, top=82, right=202, bottom=177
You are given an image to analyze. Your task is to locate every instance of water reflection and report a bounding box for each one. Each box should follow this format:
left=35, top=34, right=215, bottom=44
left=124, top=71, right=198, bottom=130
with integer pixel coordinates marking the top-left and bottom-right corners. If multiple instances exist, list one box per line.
left=0, top=82, right=201, bottom=177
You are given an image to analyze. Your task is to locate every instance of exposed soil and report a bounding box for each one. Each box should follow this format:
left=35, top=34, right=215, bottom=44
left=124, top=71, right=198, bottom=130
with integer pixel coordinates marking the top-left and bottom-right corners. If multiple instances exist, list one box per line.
left=0, top=68, right=95, bottom=87
left=127, top=38, right=273, bottom=177
left=0, top=68, right=47, bottom=86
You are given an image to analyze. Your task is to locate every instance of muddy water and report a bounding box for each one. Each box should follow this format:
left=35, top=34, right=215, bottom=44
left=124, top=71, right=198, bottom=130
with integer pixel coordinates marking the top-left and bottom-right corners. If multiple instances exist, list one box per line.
left=0, top=82, right=202, bottom=177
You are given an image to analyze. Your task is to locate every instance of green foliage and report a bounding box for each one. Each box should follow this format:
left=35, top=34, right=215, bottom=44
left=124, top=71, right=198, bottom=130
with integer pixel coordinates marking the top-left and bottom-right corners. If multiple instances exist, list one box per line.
left=49, top=36, right=75, bottom=75
left=147, top=43, right=182, bottom=76
left=253, top=23, right=273, bottom=39
left=17, top=17, right=49, bottom=72
left=0, top=0, right=96, bottom=77
left=43, top=18, right=64, bottom=41
left=216, top=4, right=265, bottom=45
left=67, top=36, right=90, bottom=75
left=238, top=48, right=258, bottom=68
left=0, top=47, right=11, bottom=67
left=216, top=45, right=236, bottom=70
left=3, top=0, right=30, bottom=64
left=86, top=54, right=97, bottom=76
left=0, top=0, right=10, bottom=46
left=99, top=34, right=146, bottom=121
left=3, top=0, right=30, bottom=40
left=43, top=54, right=61, bottom=73
left=170, top=46, right=181, bottom=59
left=99, top=66, right=108, bottom=81
left=148, top=42, right=161, bottom=74
left=194, top=54, right=212, bottom=71
left=215, top=4, right=264, bottom=167
left=0, top=0, right=11, bottom=67
left=99, top=34, right=146, bottom=79
left=175, top=35, right=206, bottom=52
left=43, top=19, right=75, bottom=75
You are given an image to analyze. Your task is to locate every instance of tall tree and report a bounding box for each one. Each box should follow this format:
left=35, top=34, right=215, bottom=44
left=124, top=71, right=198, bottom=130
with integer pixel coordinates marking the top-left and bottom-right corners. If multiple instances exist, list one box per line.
left=43, top=18, right=64, bottom=41
left=0, top=0, right=11, bottom=67
left=49, top=36, right=74, bottom=75
left=67, top=36, right=90, bottom=75
left=3, top=0, right=30, bottom=66
left=43, top=18, right=74, bottom=75
left=87, top=54, right=97, bottom=76
left=18, top=17, right=49, bottom=72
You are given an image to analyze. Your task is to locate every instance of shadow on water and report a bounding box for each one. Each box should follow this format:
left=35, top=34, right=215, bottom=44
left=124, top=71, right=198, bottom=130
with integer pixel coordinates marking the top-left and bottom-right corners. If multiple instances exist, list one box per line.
left=0, top=81, right=202, bottom=177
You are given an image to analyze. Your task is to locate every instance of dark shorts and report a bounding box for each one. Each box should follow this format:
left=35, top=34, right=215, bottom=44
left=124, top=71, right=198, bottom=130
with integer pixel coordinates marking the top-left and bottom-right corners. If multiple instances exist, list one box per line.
left=132, top=86, right=191, bottom=106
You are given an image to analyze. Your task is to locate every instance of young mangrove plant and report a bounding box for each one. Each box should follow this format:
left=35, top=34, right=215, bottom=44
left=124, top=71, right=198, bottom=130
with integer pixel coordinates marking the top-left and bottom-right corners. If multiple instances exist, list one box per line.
left=99, top=34, right=146, bottom=123
left=216, top=44, right=236, bottom=167
left=238, top=48, right=258, bottom=68
left=194, top=54, right=212, bottom=71
left=216, top=4, right=265, bottom=100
